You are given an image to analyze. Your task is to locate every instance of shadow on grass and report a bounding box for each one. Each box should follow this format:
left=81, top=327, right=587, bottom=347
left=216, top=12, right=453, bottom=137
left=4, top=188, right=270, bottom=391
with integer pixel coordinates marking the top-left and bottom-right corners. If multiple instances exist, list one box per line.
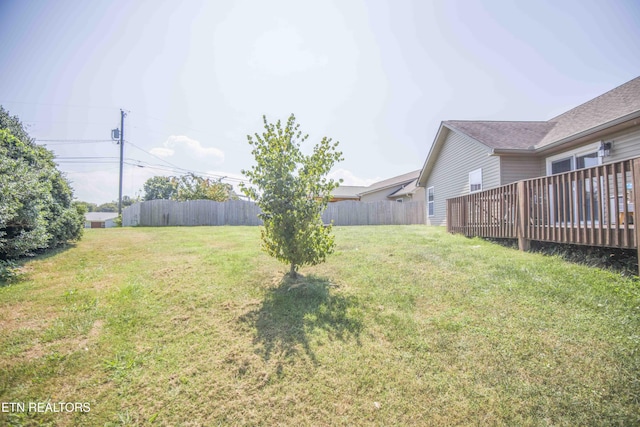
left=0, top=243, right=77, bottom=287
left=239, top=275, right=363, bottom=363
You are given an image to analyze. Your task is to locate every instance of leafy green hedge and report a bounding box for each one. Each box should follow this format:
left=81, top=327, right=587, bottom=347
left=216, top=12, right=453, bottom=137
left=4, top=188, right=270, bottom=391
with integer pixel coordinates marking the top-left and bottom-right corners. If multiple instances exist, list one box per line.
left=0, top=107, right=84, bottom=261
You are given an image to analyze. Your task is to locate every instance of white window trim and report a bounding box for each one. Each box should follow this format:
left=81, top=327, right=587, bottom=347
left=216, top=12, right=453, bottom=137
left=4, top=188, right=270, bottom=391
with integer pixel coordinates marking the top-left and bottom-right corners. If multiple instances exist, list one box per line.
left=427, top=186, right=434, bottom=217
left=469, top=168, right=482, bottom=193
left=545, top=142, right=601, bottom=175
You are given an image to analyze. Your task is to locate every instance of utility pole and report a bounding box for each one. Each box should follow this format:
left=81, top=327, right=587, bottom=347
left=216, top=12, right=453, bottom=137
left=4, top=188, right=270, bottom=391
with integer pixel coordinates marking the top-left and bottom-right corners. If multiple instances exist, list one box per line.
left=118, top=109, right=126, bottom=215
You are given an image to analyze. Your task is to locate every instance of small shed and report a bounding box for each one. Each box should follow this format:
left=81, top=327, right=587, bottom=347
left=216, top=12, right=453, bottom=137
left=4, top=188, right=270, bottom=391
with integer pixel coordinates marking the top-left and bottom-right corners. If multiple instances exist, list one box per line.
left=84, top=212, right=119, bottom=228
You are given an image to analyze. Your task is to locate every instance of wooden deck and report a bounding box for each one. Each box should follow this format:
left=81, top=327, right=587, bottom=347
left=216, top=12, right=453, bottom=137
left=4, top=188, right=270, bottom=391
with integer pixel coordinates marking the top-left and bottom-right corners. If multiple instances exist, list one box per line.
left=447, top=158, right=640, bottom=272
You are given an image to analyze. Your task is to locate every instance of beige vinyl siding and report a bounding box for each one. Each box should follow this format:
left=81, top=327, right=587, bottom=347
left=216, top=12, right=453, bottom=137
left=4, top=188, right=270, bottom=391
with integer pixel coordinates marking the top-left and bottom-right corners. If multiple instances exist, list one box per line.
left=500, top=156, right=544, bottom=185
left=606, top=126, right=640, bottom=163
left=411, top=187, right=426, bottom=202
left=541, top=125, right=640, bottom=173
left=360, top=186, right=404, bottom=202
left=424, top=129, right=500, bottom=226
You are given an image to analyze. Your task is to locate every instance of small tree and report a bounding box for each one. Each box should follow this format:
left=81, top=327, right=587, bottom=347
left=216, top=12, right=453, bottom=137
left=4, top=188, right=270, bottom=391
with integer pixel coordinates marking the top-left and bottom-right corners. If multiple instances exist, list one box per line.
left=143, top=176, right=178, bottom=201
left=173, top=173, right=236, bottom=202
left=241, top=114, right=343, bottom=278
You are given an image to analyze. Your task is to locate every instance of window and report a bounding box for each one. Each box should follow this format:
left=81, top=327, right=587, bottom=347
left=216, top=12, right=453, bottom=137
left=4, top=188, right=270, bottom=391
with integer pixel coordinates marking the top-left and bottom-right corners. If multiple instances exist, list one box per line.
left=576, top=152, right=599, bottom=169
left=551, top=157, right=572, bottom=174
left=469, top=168, right=482, bottom=193
left=546, top=143, right=601, bottom=175
left=427, top=187, right=434, bottom=217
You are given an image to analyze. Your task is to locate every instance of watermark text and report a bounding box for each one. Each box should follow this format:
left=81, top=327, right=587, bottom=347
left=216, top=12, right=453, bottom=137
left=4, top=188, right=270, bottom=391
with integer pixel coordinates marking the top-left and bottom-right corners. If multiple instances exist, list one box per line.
left=2, top=401, right=90, bottom=413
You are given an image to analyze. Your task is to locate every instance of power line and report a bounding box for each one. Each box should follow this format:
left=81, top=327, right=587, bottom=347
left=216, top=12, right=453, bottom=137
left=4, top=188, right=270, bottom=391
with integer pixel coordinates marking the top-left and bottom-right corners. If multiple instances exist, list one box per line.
left=1, top=100, right=121, bottom=110
left=54, top=155, right=248, bottom=184
left=124, top=140, right=246, bottom=183
left=55, top=156, right=120, bottom=160
left=126, top=140, right=187, bottom=172
left=36, top=139, right=113, bottom=144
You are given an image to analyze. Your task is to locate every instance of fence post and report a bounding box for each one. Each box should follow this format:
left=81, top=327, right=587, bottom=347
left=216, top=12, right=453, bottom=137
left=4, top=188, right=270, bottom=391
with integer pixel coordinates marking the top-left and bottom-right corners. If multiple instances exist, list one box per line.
left=517, top=181, right=530, bottom=251
left=633, top=158, right=640, bottom=276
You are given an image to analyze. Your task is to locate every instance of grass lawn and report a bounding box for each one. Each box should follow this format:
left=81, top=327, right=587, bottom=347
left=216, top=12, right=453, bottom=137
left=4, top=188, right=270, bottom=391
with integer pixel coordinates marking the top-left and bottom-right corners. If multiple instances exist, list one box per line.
left=1, top=226, right=639, bottom=426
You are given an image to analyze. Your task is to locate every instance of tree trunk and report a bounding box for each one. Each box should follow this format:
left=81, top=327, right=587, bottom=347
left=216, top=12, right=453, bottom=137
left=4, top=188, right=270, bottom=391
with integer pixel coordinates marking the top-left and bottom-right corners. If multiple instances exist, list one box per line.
left=289, top=263, right=297, bottom=279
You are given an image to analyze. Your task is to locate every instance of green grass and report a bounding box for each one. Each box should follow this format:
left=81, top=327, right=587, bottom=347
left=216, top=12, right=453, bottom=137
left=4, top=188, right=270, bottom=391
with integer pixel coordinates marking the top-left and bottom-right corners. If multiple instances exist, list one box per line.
left=1, top=226, right=639, bottom=426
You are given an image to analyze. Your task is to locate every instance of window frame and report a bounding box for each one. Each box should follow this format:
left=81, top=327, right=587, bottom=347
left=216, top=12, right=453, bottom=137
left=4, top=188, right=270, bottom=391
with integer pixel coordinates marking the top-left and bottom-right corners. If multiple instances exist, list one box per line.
left=469, top=168, right=482, bottom=193
left=427, top=186, right=434, bottom=217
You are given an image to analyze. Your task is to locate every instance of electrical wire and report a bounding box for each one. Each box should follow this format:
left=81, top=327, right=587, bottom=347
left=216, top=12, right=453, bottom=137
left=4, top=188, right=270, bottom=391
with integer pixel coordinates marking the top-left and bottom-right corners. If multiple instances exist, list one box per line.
left=53, top=155, right=247, bottom=184
left=36, top=139, right=114, bottom=145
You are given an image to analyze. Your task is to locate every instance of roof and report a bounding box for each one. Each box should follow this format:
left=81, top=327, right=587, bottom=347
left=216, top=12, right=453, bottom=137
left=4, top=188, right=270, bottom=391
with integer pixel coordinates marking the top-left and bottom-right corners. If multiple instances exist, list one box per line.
left=418, top=76, right=640, bottom=187
left=387, top=179, right=419, bottom=198
left=85, top=212, right=119, bottom=222
left=538, top=76, right=640, bottom=147
left=442, top=76, right=640, bottom=152
left=443, top=120, right=555, bottom=150
left=332, top=185, right=366, bottom=199
left=358, top=170, right=420, bottom=195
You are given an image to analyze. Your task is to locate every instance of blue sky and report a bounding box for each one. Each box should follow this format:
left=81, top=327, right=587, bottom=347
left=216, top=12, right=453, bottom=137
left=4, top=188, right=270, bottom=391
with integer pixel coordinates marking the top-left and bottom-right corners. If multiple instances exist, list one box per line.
left=1, top=0, right=639, bottom=204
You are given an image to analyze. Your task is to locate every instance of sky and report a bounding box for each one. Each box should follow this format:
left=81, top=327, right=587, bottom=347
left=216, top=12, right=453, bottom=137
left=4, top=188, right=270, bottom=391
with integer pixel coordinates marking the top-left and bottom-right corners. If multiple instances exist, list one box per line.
left=1, top=0, right=639, bottom=204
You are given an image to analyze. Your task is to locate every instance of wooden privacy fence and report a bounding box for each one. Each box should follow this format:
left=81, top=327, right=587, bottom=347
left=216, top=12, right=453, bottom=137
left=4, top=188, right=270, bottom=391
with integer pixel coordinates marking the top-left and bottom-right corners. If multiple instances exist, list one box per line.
left=123, top=199, right=426, bottom=227
left=122, top=199, right=262, bottom=227
left=447, top=158, right=640, bottom=256
left=321, top=200, right=425, bottom=225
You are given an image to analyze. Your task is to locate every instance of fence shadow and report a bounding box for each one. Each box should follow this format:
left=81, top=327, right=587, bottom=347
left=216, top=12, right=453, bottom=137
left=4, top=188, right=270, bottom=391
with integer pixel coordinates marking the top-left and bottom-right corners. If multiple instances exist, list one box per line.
left=238, top=275, right=363, bottom=364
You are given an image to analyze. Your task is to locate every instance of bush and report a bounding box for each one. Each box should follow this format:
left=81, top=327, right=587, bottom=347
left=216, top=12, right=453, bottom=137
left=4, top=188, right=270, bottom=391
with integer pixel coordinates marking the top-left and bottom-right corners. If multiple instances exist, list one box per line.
left=0, top=107, right=83, bottom=260
left=0, top=260, right=18, bottom=283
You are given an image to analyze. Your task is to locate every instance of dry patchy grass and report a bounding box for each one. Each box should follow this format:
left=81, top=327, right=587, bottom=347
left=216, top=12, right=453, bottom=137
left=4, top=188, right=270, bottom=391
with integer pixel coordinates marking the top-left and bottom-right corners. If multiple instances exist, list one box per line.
left=0, top=226, right=639, bottom=426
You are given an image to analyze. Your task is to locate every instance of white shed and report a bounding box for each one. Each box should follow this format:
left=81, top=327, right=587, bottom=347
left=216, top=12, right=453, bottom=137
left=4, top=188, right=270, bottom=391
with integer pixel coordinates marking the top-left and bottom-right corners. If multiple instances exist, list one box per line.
left=84, top=212, right=119, bottom=228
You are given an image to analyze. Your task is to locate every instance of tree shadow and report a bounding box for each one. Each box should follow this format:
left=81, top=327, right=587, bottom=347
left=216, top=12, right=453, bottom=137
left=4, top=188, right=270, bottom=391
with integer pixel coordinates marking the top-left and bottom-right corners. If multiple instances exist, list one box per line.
left=238, top=275, right=364, bottom=364
left=0, top=243, right=77, bottom=287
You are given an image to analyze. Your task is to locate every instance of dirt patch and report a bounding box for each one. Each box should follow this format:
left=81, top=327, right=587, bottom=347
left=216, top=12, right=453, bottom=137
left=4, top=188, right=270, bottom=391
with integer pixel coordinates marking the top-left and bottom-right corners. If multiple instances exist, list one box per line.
left=19, top=319, right=104, bottom=362
left=0, top=303, right=52, bottom=332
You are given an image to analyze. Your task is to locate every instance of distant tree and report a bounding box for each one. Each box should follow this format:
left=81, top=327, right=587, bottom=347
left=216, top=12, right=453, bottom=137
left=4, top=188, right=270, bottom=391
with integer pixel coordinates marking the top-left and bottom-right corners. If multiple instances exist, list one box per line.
left=93, top=196, right=137, bottom=213
left=73, top=201, right=98, bottom=214
left=96, top=202, right=118, bottom=212
left=143, top=176, right=177, bottom=201
left=121, top=195, right=138, bottom=208
left=0, top=107, right=84, bottom=260
left=173, top=173, right=236, bottom=202
left=241, top=114, right=343, bottom=278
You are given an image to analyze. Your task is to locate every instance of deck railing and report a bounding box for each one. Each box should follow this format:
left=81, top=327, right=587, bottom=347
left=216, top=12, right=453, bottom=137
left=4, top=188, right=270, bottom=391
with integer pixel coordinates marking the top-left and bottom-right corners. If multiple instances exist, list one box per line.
left=447, top=158, right=640, bottom=260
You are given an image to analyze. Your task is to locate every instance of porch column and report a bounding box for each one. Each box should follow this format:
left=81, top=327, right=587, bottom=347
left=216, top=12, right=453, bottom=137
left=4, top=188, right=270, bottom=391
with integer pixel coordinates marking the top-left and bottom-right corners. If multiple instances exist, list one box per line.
left=633, top=158, right=640, bottom=276
left=517, top=181, right=531, bottom=251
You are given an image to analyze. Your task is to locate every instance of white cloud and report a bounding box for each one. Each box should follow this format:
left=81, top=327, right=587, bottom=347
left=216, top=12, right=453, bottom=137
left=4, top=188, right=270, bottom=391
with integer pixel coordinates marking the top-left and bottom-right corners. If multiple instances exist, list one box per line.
left=149, top=147, right=175, bottom=157
left=328, top=169, right=381, bottom=187
left=151, top=135, right=225, bottom=163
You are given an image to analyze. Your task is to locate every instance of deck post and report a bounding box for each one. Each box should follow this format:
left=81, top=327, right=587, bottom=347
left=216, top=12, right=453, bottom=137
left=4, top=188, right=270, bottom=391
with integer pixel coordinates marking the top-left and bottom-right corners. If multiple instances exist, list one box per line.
left=633, top=159, right=640, bottom=276
left=517, top=181, right=530, bottom=251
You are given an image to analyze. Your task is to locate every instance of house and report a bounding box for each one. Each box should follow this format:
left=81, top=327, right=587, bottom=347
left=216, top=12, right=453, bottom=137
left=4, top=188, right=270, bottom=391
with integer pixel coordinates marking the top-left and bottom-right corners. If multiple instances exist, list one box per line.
left=418, top=76, right=640, bottom=226
left=84, top=212, right=119, bottom=228
left=331, top=170, right=425, bottom=203
left=330, top=185, right=366, bottom=202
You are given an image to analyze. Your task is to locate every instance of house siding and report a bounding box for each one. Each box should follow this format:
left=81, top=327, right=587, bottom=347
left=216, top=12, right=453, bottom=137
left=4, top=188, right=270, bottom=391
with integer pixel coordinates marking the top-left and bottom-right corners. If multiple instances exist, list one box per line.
left=424, top=129, right=500, bottom=226
left=360, top=186, right=405, bottom=202
left=607, top=127, right=640, bottom=163
left=541, top=125, right=640, bottom=174
left=411, top=187, right=426, bottom=202
left=500, top=156, right=544, bottom=185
